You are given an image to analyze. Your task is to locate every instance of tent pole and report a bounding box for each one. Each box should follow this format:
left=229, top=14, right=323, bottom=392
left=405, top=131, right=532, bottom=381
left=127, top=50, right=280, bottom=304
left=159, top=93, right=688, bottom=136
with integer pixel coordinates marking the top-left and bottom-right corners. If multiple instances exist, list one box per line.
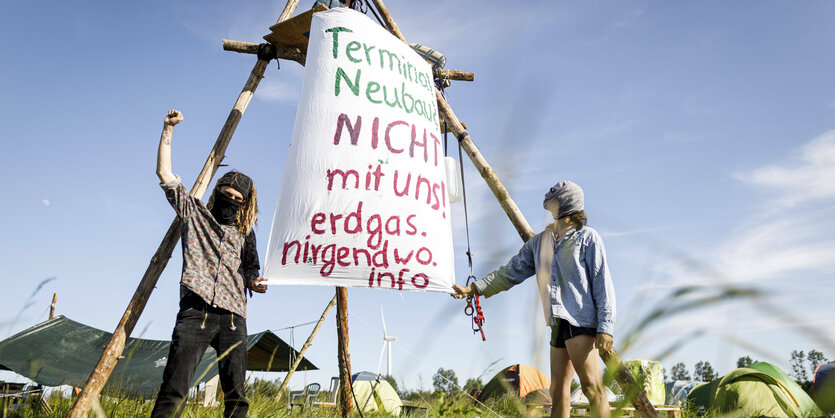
left=65, top=2, right=300, bottom=416
left=368, top=1, right=657, bottom=417
left=336, top=286, right=353, bottom=416
left=275, top=295, right=337, bottom=398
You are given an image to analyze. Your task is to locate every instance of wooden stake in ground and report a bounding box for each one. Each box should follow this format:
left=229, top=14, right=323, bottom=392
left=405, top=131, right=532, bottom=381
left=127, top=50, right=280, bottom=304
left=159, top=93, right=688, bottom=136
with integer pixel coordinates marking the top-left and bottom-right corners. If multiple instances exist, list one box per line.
left=600, top=350, right=657, bottom=418
left=66, top=2, right=301, bottom=417
left=276, top=295, right=338, bottom=398
left=336, top=286, right=353, bottom=416
left=367, top=1, right=657, bottom=417
left=49, top=293, right=57, bottom=320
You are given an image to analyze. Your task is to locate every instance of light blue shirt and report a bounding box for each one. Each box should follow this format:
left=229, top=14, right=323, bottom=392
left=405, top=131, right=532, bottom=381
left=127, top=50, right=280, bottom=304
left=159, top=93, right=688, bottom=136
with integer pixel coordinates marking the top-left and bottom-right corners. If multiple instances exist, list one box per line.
left=473, top=225, right=616, bottom=335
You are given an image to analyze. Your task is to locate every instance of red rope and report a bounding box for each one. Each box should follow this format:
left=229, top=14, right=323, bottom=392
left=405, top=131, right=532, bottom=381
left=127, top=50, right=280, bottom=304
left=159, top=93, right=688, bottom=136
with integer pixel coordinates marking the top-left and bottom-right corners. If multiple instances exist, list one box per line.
left=448, top=108, right=485, bottom=341
left=464, top=277, right=486, bottom=341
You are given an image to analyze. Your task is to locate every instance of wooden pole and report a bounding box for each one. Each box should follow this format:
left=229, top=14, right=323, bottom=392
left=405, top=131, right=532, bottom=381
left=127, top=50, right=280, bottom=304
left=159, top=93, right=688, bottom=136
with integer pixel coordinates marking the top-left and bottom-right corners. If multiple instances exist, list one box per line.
left=370, top=0, right=403, bottom=42
left=335, top=286, right=353, bottom=416
left=66, top=2, right=300, bottom=417
left=222, top=39, right=475, bottom=82
left=434, top=93, right=535, bottom=240
left=222, top=39, right=307, bottom=66
left=435, top=69, right=475, bottom=82
left=369, top=0, right=532, bottom=242
left=275, top=295, right=337, bottom=398
left=49, top=293, right=57, bottom=320
left=368, top=1, right=657, bottom=416
left=600, top=350, right=656, bottom=418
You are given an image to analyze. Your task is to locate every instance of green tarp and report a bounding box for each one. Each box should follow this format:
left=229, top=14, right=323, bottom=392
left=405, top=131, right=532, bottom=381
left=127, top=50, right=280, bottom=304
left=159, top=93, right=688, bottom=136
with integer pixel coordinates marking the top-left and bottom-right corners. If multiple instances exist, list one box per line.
left=0, top=316, right=316, bottom=396
left=687, top=361, right=822, bottom=418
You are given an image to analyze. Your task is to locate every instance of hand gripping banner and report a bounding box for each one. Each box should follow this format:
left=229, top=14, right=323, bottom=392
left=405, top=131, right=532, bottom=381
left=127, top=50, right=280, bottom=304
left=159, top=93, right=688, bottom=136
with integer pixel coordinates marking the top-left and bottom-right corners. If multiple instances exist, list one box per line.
left=263, top=8, right=455, bottom=292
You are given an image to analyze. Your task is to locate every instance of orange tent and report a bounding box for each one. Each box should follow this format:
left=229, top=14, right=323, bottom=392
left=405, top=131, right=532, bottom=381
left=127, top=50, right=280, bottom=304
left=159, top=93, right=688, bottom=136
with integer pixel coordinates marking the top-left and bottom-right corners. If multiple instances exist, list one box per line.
left=478, top=364, right=551, bottom=401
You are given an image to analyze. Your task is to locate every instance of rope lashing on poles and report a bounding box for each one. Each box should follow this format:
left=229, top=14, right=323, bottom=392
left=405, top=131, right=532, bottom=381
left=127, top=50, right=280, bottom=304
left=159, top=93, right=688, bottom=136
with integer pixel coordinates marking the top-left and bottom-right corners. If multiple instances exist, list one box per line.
left=256, top=43, right=280, bottom=69
left=350, top=0, right=386, bottom=28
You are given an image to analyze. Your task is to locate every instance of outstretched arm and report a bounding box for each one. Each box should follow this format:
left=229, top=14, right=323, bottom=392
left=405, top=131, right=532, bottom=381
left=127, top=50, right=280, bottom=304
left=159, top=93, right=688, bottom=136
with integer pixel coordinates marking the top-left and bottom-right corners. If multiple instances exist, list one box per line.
left=156, top=110, right=183, bottom=184
left=451, top=237, right=538, bottom=299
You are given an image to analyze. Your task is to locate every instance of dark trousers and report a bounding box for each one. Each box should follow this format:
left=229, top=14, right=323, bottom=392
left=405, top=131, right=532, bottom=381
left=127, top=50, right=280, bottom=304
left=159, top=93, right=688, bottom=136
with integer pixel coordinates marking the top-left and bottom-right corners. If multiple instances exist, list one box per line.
left=151, top=293, right=249, bottom=418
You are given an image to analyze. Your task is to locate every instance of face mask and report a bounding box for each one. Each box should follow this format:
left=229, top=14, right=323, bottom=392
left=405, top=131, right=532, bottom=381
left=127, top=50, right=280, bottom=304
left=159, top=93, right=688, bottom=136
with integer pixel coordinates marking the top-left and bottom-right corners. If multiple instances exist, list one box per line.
left=211, top=189, right=243, bottom=225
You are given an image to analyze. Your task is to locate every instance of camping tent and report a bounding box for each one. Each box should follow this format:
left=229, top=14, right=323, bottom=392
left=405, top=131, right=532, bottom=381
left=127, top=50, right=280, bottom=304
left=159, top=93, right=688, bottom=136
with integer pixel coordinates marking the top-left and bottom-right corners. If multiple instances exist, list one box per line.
left=664, top=380, right=701, bottom=405
left=569, top=386, right=620, bottom=404
left=349, top=371, right=402, bottom=414
left=687, top=362, right=823, bottom=417
left=0, top=316, right=316, bottom=396
left=814, top=362, right=835, bottom=414
left=478, top=364, right=550, bottom=401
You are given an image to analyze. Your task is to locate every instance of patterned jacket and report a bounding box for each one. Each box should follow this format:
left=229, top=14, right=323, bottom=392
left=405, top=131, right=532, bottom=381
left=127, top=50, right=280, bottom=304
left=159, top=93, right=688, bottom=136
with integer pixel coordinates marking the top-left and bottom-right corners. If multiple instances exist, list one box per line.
left=161, top=176, right=260, bottom=317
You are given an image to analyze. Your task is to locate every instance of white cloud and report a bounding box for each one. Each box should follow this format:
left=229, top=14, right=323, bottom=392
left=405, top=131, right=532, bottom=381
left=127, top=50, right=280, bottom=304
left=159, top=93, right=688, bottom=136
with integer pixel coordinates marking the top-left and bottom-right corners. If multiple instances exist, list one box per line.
left=173, top=1, right=285, bottom=46
left=254, top=78, right=302, bottom=102
left=662, top=131, right=714, bottom=145
left=41, top=199, right=50, bottom=206
left=735, top=129, right=835, bottom=206
left=389, top=1, right=555, bottom=62
left=598, top=227, right=661, bottom=238
left=718, top=216, right=835, bottom=281
left=650, top=130, right=835, bottom=291
left=559, top=118, right=639, bottom=145
left=613, top=2, right=648, bottom=28
left=652, top=213, right=835, bottom=290
left=638, top=131, right=835, bottom=354
left=618, top=290, right=835, bottom=363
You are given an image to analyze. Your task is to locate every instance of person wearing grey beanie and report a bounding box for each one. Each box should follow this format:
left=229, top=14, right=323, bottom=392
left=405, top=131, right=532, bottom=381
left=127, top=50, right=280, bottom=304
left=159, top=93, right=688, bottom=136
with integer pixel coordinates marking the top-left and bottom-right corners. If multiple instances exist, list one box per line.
left=453, top=180, right=616, bottom=418
left=543, top=180, right=584, bottom=219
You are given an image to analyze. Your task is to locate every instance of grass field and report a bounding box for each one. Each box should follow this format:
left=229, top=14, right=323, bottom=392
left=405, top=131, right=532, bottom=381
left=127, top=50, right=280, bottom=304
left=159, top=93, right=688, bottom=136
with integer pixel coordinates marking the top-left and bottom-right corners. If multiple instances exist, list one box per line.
left=2, top=387, right=704, bottom=418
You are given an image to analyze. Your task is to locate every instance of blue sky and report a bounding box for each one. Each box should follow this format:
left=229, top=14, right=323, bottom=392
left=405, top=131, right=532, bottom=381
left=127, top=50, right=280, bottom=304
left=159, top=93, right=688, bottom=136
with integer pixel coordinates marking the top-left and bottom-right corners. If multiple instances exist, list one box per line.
left=2, top=0, right=834, bottom=393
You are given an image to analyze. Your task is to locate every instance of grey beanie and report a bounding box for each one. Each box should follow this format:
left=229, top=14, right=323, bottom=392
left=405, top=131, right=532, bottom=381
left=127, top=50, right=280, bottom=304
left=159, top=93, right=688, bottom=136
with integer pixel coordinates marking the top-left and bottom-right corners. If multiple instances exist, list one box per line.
left=543, top=180, right=584, bottom=218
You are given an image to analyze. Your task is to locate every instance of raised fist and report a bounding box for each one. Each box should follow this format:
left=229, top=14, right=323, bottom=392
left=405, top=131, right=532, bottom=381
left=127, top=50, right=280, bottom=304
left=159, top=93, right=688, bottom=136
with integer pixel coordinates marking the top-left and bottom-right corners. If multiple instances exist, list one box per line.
left=164, top=109, right=183, bottom=127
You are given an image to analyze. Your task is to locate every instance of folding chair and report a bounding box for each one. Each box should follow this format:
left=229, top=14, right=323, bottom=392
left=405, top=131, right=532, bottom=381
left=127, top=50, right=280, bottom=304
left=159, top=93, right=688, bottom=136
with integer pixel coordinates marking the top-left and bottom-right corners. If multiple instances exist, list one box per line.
left=288, top=382, right=320, bottom=413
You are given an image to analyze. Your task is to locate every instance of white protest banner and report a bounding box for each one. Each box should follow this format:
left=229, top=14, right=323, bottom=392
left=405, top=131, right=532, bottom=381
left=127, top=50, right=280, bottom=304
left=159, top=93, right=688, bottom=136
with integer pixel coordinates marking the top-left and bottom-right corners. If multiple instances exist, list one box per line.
left=263, top=8, right=455, bottom=293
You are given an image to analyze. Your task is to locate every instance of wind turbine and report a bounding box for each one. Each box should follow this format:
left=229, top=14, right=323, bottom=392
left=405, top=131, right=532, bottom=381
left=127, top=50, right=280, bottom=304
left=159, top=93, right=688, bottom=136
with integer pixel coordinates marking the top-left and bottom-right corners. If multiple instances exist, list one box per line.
left=376, top=306, right=396, bottom=377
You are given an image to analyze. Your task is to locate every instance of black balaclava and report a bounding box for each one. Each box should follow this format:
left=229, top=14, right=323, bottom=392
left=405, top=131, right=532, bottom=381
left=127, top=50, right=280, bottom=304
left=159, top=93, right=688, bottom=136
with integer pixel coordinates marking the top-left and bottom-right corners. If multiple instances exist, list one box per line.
left=210, top=171, right=253, bottom=225
left=210, top=189, right=243, bottom=225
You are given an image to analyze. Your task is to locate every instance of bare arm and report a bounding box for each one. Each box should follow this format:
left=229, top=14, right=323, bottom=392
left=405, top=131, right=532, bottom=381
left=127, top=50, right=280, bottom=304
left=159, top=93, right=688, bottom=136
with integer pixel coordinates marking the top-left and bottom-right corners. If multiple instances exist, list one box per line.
left=156, top=110, right=183, bottom=183
left=451, top=283, right=475, bottom=299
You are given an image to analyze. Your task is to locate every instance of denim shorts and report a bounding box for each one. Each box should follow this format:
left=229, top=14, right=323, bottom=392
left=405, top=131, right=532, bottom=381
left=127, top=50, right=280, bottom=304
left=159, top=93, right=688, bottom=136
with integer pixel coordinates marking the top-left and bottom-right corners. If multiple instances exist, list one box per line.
left=550, top=319, right=597, bottom=348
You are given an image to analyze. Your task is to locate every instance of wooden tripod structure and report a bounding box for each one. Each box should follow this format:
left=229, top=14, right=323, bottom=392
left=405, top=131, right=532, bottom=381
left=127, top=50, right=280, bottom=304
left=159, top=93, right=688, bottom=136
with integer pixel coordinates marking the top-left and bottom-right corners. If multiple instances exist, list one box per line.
left=68, top=1, right=657, bottom=417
